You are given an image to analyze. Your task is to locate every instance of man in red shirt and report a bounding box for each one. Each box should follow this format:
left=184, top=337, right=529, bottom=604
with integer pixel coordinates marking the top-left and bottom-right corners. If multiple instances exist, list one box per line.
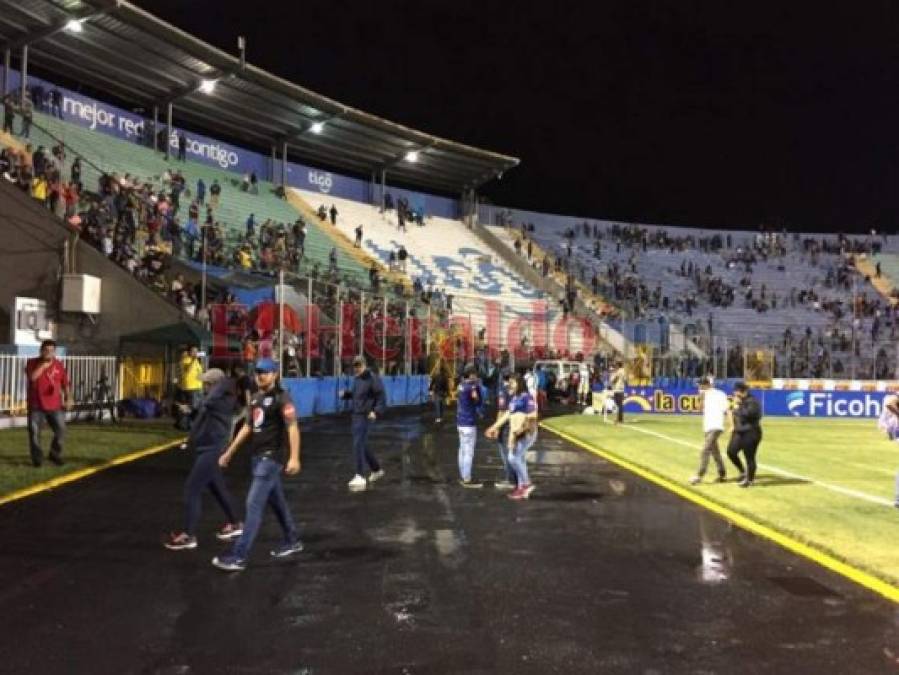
left=25, top=340, right=72, bottom=467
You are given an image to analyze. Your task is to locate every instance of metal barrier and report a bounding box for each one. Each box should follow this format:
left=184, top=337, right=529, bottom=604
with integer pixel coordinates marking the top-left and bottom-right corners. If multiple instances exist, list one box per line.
left=0, top=355, right=118, bottom=415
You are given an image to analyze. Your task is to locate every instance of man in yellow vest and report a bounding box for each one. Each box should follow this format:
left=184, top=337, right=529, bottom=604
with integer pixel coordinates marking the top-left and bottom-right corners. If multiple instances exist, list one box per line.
left=176, top=346, right=204, bottom=430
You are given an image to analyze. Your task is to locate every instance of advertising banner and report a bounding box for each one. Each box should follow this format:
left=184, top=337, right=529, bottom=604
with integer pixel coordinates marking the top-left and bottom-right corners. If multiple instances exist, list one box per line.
left=621, top=385, right=890, bottom=419
left=6, top=69, right=460, bottom=219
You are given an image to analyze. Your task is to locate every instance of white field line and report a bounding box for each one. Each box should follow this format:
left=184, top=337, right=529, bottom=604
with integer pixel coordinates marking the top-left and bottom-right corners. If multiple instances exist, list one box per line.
left=609, top=421, right=893, bottom=507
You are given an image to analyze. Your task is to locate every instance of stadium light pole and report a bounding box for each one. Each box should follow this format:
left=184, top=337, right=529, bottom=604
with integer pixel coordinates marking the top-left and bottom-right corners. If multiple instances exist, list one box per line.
left=19, top=45, right=27, bottom=104
left=2, top=49, right=9, bottom=96
left=165, top=102, right=173, bottom=161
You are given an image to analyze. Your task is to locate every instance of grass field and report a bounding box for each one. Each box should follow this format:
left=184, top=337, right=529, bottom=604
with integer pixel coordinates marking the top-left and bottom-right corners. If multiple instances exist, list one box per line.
left=543, top=413, right=899, bottom=587
left=0, top=420, right=184, bottom=498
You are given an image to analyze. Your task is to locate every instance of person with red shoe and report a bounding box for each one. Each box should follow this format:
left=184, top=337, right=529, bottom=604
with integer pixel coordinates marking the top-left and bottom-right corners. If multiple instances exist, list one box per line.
left=486, top=373, right=538, bottom=500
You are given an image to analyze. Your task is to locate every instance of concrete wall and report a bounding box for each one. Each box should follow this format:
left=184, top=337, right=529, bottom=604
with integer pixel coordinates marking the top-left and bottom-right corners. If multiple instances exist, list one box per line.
left=0, top=182, right=188, bottom=353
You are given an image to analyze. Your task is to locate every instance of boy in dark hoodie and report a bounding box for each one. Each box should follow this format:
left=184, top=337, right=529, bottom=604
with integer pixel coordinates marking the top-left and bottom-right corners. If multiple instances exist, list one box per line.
left=165, top=368, right=243, bottom=550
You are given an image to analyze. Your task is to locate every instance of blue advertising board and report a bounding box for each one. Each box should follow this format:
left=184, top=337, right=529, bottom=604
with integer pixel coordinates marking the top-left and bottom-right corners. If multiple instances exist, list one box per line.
left=5, top=69, right=460, bottom=219
left=621, top=386, right=889, bottom=419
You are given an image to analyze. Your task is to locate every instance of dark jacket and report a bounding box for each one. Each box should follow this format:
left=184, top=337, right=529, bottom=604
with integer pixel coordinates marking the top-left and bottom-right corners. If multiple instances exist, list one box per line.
left=430, top=372, right=449, bottom=397
left=732, top=394, right=762, bottom=433
left=341, top=369, right=387, bottom=416
left=188, top=380, right=238, bottom=453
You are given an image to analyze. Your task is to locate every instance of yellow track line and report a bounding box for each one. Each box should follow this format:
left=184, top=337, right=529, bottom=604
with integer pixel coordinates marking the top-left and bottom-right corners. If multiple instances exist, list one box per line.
left=540, top=421, right=899, bottom=605
left=0, top=438, right=184, bottom=508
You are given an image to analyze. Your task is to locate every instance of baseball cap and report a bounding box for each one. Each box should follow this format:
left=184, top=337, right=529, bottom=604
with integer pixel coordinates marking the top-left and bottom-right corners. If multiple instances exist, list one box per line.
left=199, top=367, right=226, bottom=384
left=352, top=356, right=366, bottom=367
left=254, top=358, right=278, bottom=373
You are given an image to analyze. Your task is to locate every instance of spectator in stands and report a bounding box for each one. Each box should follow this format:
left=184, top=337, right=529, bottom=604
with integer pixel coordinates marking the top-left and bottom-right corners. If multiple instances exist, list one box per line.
left=369, top=262, right=380, bottom=290
left=250, top=171, right=258, bottom=194
left=49, top=87, right=63, bottom=118
left=178, top=132, right=187, bottom=161
left=25, top=339, right=72, bottom=467
left=196, top=177, right=206, bottom=205
left=328, top=247, right=338, bottom=275
left=209, top=179, right=221, bottom=208
left=20, top=94, right=33, bottom=139
left=354, top=224, right=363, bottom=248
left=398, top=245, right=408, bottom=273
left=2, top=95, right=13, bottom=134
left=70, top=156, right=82, bottom=190
left=241, top=172, right=250, bottom=192
left=317, top=204, right=327, bottom=221
left=329, top=204, right=338, bottom=225
left=246, top=213, right=256, bottom=238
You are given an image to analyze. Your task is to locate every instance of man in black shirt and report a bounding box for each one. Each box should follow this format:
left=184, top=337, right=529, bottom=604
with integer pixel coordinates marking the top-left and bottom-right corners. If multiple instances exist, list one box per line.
left=213, top=358, right=302, bottom=571
left=726, top=382, right=763, bottom=488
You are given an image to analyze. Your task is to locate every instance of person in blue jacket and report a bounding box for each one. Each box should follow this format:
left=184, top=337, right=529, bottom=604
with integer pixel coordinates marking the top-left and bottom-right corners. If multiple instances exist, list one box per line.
left=340, top=356, right=387, bottom=491
left=165, top=368, right=243, bottom=550
left=457, top=364, right=483, bottom=488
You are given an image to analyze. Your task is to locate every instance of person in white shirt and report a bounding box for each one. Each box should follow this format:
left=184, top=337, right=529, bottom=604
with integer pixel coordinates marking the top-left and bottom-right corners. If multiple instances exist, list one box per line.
left=689, top=377, right=730, bottom=485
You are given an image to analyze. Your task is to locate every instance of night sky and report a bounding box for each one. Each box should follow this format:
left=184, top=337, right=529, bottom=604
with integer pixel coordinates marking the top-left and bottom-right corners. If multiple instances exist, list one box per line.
left=134, top=1, right=899, bottom=232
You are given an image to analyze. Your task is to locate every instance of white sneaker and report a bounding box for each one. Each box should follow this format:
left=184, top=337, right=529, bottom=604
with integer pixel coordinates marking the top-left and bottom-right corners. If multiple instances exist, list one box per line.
left=494, top=480, right=516, bottom=490
left=369, top=469, right=386, bottom=483
left=688, top=476, right=701, bottom=485
left=348, top=474, right=367, bottom=491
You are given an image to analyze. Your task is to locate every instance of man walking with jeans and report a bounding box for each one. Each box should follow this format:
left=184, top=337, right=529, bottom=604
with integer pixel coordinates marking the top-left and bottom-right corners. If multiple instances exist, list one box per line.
left=689, top=377, right=729, bottom=485
left=213, top=359, right=302, bottom=571
left=341, top=356, right=387, bottom=492
left=25, top=340, right=72, bottom=467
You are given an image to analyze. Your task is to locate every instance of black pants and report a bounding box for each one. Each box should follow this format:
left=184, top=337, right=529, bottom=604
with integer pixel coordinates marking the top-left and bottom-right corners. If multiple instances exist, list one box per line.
left=613, top=392, right=624, bottom=423
left=727, top=429, right=762, bottom=481
left=183, top=450, right=239, bottom=536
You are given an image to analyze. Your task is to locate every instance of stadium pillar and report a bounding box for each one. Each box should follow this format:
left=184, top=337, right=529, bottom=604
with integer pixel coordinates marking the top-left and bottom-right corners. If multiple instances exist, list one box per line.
left=281, top=140, right=288, bottom=187
left=165, top=102, right=173, bottom=161
left=2, top=49, right=9, bottom=96
left=271, top=143, right=277, bottom=183
left=152, top=105, right=158, bottom=152
left=19, top=45, right=27, bottom=104
left=380, top=169, right=386, bottom=212
left=382, top=295, right=388, bottom=375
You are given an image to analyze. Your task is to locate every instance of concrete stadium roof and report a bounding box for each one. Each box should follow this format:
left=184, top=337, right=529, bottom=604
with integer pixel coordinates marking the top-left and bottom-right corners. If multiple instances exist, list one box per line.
left=0, top=0, right=520, bottom=194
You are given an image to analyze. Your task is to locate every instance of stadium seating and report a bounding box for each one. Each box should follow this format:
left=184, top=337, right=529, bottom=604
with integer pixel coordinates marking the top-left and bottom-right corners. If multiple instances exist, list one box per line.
left=489, top=216, right=899, bottom=377
left=25, top=112, right=371, bottom=287
left=290, top=189, right=603, bottom=354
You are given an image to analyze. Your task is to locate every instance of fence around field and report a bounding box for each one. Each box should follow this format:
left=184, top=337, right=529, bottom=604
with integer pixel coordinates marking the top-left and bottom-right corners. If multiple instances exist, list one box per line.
left=0, top=355, right=119, bottom=415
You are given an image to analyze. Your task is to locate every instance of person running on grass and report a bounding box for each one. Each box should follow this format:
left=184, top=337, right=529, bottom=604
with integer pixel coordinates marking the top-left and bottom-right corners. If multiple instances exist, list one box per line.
left=165, top=368, right=243, bottom=550
left=726, top=382, right=762, bottom=488
left=491, top=371, right=517, bottom=490
left=486, top=373, right=538, bottom=500
left=689, top=376, right=730, bottom=485
left=213, top=358, right=302, bottom=571
left=457, top=365, right=483, bottom=488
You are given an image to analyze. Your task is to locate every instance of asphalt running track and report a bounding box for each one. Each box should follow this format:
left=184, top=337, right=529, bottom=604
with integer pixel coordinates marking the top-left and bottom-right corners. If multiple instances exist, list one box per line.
left=1, top=409, right=898, bottom=674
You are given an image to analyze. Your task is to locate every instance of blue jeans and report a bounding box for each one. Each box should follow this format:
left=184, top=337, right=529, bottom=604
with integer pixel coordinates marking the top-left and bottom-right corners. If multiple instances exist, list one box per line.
left=184, top=450, right=239, bottom=536
left=352, top=415, right=380, bottom=475
left=231, top=456, right=298, bottom=560
left=509, top=432, right=537, bottom=487
left=457, top=426, right=477, bottom=480
left=496, top=425, right=516, bottom=483
left=27, top=409, right=65, bottom=464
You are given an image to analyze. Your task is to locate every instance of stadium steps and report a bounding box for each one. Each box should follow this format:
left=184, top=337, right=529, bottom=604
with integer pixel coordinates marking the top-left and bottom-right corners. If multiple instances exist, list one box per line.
left=24, top=113, right=369, bottom=286
left=285, top=189, right=410, bottom=292
left=859, top=255, right=898, bottom=305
